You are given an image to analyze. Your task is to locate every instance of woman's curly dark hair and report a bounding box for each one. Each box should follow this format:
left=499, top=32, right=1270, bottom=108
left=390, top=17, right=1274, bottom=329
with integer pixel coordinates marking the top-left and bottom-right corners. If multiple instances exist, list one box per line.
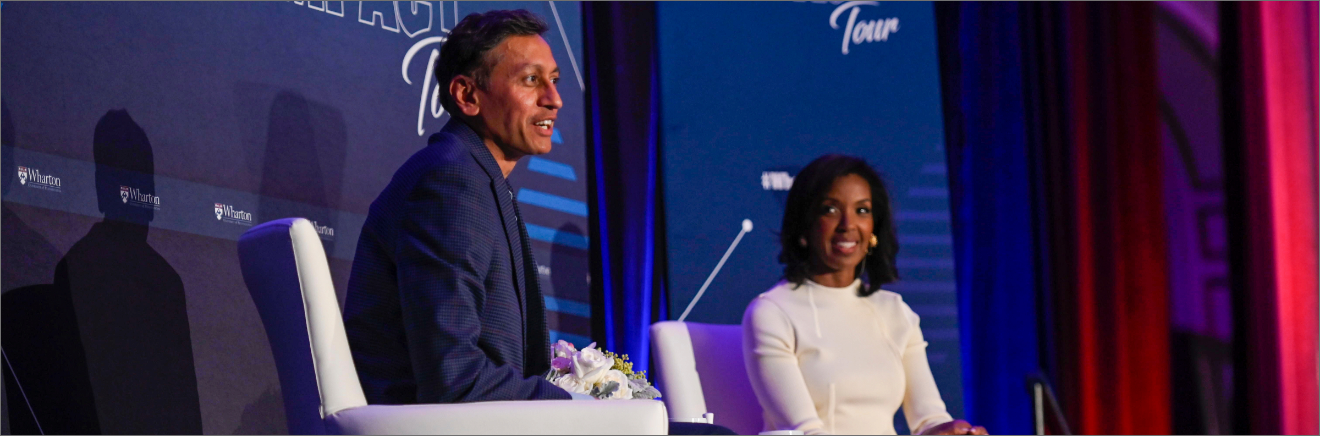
left=779, top=154, right=899, bottom=296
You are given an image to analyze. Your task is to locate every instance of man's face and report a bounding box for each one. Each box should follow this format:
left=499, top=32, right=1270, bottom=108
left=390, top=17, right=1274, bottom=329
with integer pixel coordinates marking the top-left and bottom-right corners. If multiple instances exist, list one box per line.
left=473, top=34, right=562, bottom=159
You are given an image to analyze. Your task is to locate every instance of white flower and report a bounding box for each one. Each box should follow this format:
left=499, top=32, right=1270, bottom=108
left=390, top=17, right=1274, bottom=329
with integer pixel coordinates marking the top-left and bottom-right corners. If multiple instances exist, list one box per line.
left=552, top=374, right=591, bottom=394
left=599, top=369, right=634, bottom=400
left=572, top=343, right=613, bottom=386
left=552, top=340, right=578, bottom=359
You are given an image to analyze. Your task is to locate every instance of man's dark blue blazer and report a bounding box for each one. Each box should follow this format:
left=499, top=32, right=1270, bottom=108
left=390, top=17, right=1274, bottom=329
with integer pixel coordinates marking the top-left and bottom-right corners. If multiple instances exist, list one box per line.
left=343, top=119, right=571, bottom=404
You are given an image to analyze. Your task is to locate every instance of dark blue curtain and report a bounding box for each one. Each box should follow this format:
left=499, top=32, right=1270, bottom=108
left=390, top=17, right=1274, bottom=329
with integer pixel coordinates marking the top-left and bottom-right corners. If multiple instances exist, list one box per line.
left=583, top=2, right=665, bottom=376
left=937, top=3, right=1045, bottom=434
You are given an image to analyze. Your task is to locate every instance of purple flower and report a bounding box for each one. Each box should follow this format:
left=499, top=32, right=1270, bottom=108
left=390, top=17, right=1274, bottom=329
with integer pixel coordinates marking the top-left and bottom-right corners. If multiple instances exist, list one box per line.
left=551, top=356, right=572, bottom=372
left=552, top=340, right=579, bottom=359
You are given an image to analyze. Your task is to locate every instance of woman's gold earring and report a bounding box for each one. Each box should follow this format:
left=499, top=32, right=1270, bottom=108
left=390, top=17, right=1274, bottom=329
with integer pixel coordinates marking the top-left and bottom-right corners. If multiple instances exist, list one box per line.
left=798, top=237, right=808, bottom=247
left=869, top=234, right=878, bottom=248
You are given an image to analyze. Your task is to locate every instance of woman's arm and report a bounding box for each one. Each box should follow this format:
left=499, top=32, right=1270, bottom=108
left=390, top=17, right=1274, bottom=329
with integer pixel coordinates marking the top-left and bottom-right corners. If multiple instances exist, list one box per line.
left=897, top=303, right=956, bottom=434
left=743, top=298, right=830, bottom=435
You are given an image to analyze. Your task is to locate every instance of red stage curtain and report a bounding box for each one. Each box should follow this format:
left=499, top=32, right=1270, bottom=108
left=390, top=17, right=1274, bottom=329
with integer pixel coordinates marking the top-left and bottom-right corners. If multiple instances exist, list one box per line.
left=1033, top=3, right=1316, bottom=434
left=1052, top=3, right=1174, bottom=434
left=1231, top=2, right=1319, bottom=434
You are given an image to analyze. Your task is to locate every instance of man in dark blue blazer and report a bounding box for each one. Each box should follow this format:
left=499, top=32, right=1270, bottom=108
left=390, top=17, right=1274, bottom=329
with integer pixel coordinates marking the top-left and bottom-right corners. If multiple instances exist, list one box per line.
left=342, top=10, right=735, bottom=434
left=343, top=10, right=572, bottom=404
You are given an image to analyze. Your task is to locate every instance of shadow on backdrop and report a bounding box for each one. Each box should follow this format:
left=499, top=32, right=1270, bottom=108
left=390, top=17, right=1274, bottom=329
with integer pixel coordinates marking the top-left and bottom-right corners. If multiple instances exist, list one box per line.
left=2, top=101, right=102, bottom=435
left=231, top=385, right=285, bottom=435
left=257, top=91, right=347, bottom=258
left=47, top=109, right=202, bottom=434
left=233, top=87, right=347, bottom=432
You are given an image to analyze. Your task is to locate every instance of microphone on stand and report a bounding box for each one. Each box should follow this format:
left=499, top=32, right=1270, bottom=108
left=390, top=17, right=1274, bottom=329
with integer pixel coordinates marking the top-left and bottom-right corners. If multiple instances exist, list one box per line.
left=1026, top=372, right=1073, bottom=435
left=677, top=219, right=753, bottom=323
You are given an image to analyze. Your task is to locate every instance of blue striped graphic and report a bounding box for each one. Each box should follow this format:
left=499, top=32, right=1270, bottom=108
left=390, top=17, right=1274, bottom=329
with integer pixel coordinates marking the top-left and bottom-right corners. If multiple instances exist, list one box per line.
left=896, top=211, right=951, bottom=222
left=907, top=187, right=949, bottom=198
left=897, top=257, right=956, bottom=269
left=900, top=234, right=954, bottom=245
left=924, top=328, right=961, bottom=341
left=909, top=305, right=960, bottom=317
left=518, top=189, right=588, bottom=217
left=888, top=280, right=957, bottom=293
left=550, top=330, right=593, bottom=348
left=527, top=157, right=577, bottom=181
left=525, top=223, right=590, bottom=249
left=551, top=129, right=564, bottom=144
left=544, top=296, right=591, bottom=318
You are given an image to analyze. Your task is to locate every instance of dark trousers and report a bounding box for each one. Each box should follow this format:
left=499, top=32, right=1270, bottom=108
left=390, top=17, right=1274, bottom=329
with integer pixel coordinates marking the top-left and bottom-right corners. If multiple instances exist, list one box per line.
left=669, top=422, right=737, bottom=435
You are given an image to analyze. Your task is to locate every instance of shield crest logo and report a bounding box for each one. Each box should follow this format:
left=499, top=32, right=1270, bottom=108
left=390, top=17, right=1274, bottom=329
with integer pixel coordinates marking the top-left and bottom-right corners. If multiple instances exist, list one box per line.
left=120, top=186, right=130, bottom=203
left=17, top=167, right=27, bottom=185
left=215, top=203, right=224, bottom=220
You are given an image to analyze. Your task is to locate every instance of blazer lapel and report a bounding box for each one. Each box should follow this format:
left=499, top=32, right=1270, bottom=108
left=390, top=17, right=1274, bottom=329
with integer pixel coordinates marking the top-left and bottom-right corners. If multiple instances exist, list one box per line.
left=513, top=198, right=552, bottom=374
left=494, top=180, right=529, bottom=316
left=441, top=122, right=530, bottom=328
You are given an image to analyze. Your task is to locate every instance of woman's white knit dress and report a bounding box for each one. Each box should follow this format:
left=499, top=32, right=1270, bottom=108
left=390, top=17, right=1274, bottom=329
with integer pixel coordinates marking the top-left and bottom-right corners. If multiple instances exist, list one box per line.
left=742, top=279, right=954, bottom=435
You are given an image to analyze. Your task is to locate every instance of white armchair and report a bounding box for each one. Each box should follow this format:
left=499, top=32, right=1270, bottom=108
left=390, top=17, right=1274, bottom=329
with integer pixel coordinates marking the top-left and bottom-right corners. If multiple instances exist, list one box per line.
left=238, top=218, right=668, bottom=435
left=650, top=321, right=763, bottom=435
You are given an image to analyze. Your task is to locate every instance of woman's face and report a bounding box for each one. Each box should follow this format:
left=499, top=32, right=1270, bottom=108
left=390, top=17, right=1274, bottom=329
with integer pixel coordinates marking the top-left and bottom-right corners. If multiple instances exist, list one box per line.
left=806, top=173, right=874, bottom=279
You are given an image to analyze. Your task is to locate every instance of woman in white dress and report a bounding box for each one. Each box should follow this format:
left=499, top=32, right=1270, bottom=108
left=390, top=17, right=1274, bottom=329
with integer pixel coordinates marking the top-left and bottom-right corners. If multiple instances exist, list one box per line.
left=742, top=155, right=986, bottom=435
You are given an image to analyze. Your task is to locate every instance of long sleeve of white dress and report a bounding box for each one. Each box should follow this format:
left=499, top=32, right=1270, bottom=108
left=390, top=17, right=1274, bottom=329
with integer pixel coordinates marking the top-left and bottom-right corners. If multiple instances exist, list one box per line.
left=897, top=302, right=956, bottom=434
left=742, top=279, right=954, bottom=435
left=743, top=297, right=831, bottom=434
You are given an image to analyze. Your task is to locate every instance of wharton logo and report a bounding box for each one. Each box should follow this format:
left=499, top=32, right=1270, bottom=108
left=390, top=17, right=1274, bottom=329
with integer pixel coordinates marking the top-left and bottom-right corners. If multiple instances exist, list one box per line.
left=16, top=165, right=62, bottom=192
left=762, top=171, right=795, bottom=191
left=829, top=1, right=900, bottom=55
left=214, top=202, right=253, bottom=226
left=763, top=166, right=800, bottom=207
left=120, top=185, right=160, bottom=210
left=312, top=220, right=336, bottom=241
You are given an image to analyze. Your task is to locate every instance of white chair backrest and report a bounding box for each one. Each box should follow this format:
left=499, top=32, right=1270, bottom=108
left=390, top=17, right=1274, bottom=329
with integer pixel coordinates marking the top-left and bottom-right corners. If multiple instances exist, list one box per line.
left=239, top=218, right=367, bottom=434
left=650, top=321, right=763, bottom=435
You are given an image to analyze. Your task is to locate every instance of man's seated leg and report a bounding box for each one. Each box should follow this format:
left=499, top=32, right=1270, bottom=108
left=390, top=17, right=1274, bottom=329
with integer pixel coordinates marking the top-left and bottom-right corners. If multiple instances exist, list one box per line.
left=669, top=422, right=737, bottom=435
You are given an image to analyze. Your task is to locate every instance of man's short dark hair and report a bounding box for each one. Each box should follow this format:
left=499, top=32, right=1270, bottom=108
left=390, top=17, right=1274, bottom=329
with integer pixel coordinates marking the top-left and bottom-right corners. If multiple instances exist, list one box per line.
left=779, top=154, right=899, bottom=296
left=435, top=10, right=549, bottom=115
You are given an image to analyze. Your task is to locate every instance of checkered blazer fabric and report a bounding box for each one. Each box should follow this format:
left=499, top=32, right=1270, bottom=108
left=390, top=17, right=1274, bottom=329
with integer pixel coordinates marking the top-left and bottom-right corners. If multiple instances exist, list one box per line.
left=343, top=120, right=568, bottom=404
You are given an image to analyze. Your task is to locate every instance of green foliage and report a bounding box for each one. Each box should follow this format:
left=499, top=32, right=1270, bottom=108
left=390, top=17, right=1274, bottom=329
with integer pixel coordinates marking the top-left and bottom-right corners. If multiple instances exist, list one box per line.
left=602, top=350, right=648, bottom=380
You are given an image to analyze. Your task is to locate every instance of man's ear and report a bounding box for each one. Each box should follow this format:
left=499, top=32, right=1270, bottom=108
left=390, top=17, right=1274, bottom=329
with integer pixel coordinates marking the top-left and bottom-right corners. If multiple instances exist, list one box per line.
left=449, top=75, right=481, bottom=117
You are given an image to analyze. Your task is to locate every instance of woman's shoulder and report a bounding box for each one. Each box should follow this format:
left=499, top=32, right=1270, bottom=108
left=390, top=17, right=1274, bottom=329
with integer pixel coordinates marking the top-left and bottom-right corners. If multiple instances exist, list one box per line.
left=867, top=288, right=904, bottom=303
left=866, top=288, right=921, bottom=324
left=758, top=279, right=798, bottom=298
left=743, top=280, right=801, bottom=319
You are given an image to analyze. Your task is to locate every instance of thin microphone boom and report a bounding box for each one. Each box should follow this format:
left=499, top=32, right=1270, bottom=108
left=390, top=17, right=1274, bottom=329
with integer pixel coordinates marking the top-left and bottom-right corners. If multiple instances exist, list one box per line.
left=677, top=219, right=753, bottom=322
left=1026, top=372, right=1072, bottom=435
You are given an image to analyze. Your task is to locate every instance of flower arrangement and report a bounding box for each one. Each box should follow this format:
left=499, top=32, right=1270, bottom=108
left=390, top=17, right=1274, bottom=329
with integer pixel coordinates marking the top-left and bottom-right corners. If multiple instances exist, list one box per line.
left=546, top=340, right=662, bottom=400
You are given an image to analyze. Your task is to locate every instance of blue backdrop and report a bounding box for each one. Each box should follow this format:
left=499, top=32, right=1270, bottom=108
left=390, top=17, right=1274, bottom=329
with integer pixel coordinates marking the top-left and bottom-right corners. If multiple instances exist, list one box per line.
left=1, top=2, right=590, bottom=433
left=656, top=1, right=964, bottom=426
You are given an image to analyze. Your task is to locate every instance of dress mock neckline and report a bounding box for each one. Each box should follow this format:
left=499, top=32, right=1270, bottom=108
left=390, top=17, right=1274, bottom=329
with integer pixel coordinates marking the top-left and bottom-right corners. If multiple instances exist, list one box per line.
left=803, top=278, right=863, bottom=293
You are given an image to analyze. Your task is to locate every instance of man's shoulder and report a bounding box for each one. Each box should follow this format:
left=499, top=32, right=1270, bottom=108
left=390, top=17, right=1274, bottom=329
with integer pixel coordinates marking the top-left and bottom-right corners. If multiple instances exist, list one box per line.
left=362, top=129, right=492, bottom=227
left=382, top=120, right=505, bottom=196
left=405, top=131, right=481, bottom=173
left=382, top=132, right=493, bottom=196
